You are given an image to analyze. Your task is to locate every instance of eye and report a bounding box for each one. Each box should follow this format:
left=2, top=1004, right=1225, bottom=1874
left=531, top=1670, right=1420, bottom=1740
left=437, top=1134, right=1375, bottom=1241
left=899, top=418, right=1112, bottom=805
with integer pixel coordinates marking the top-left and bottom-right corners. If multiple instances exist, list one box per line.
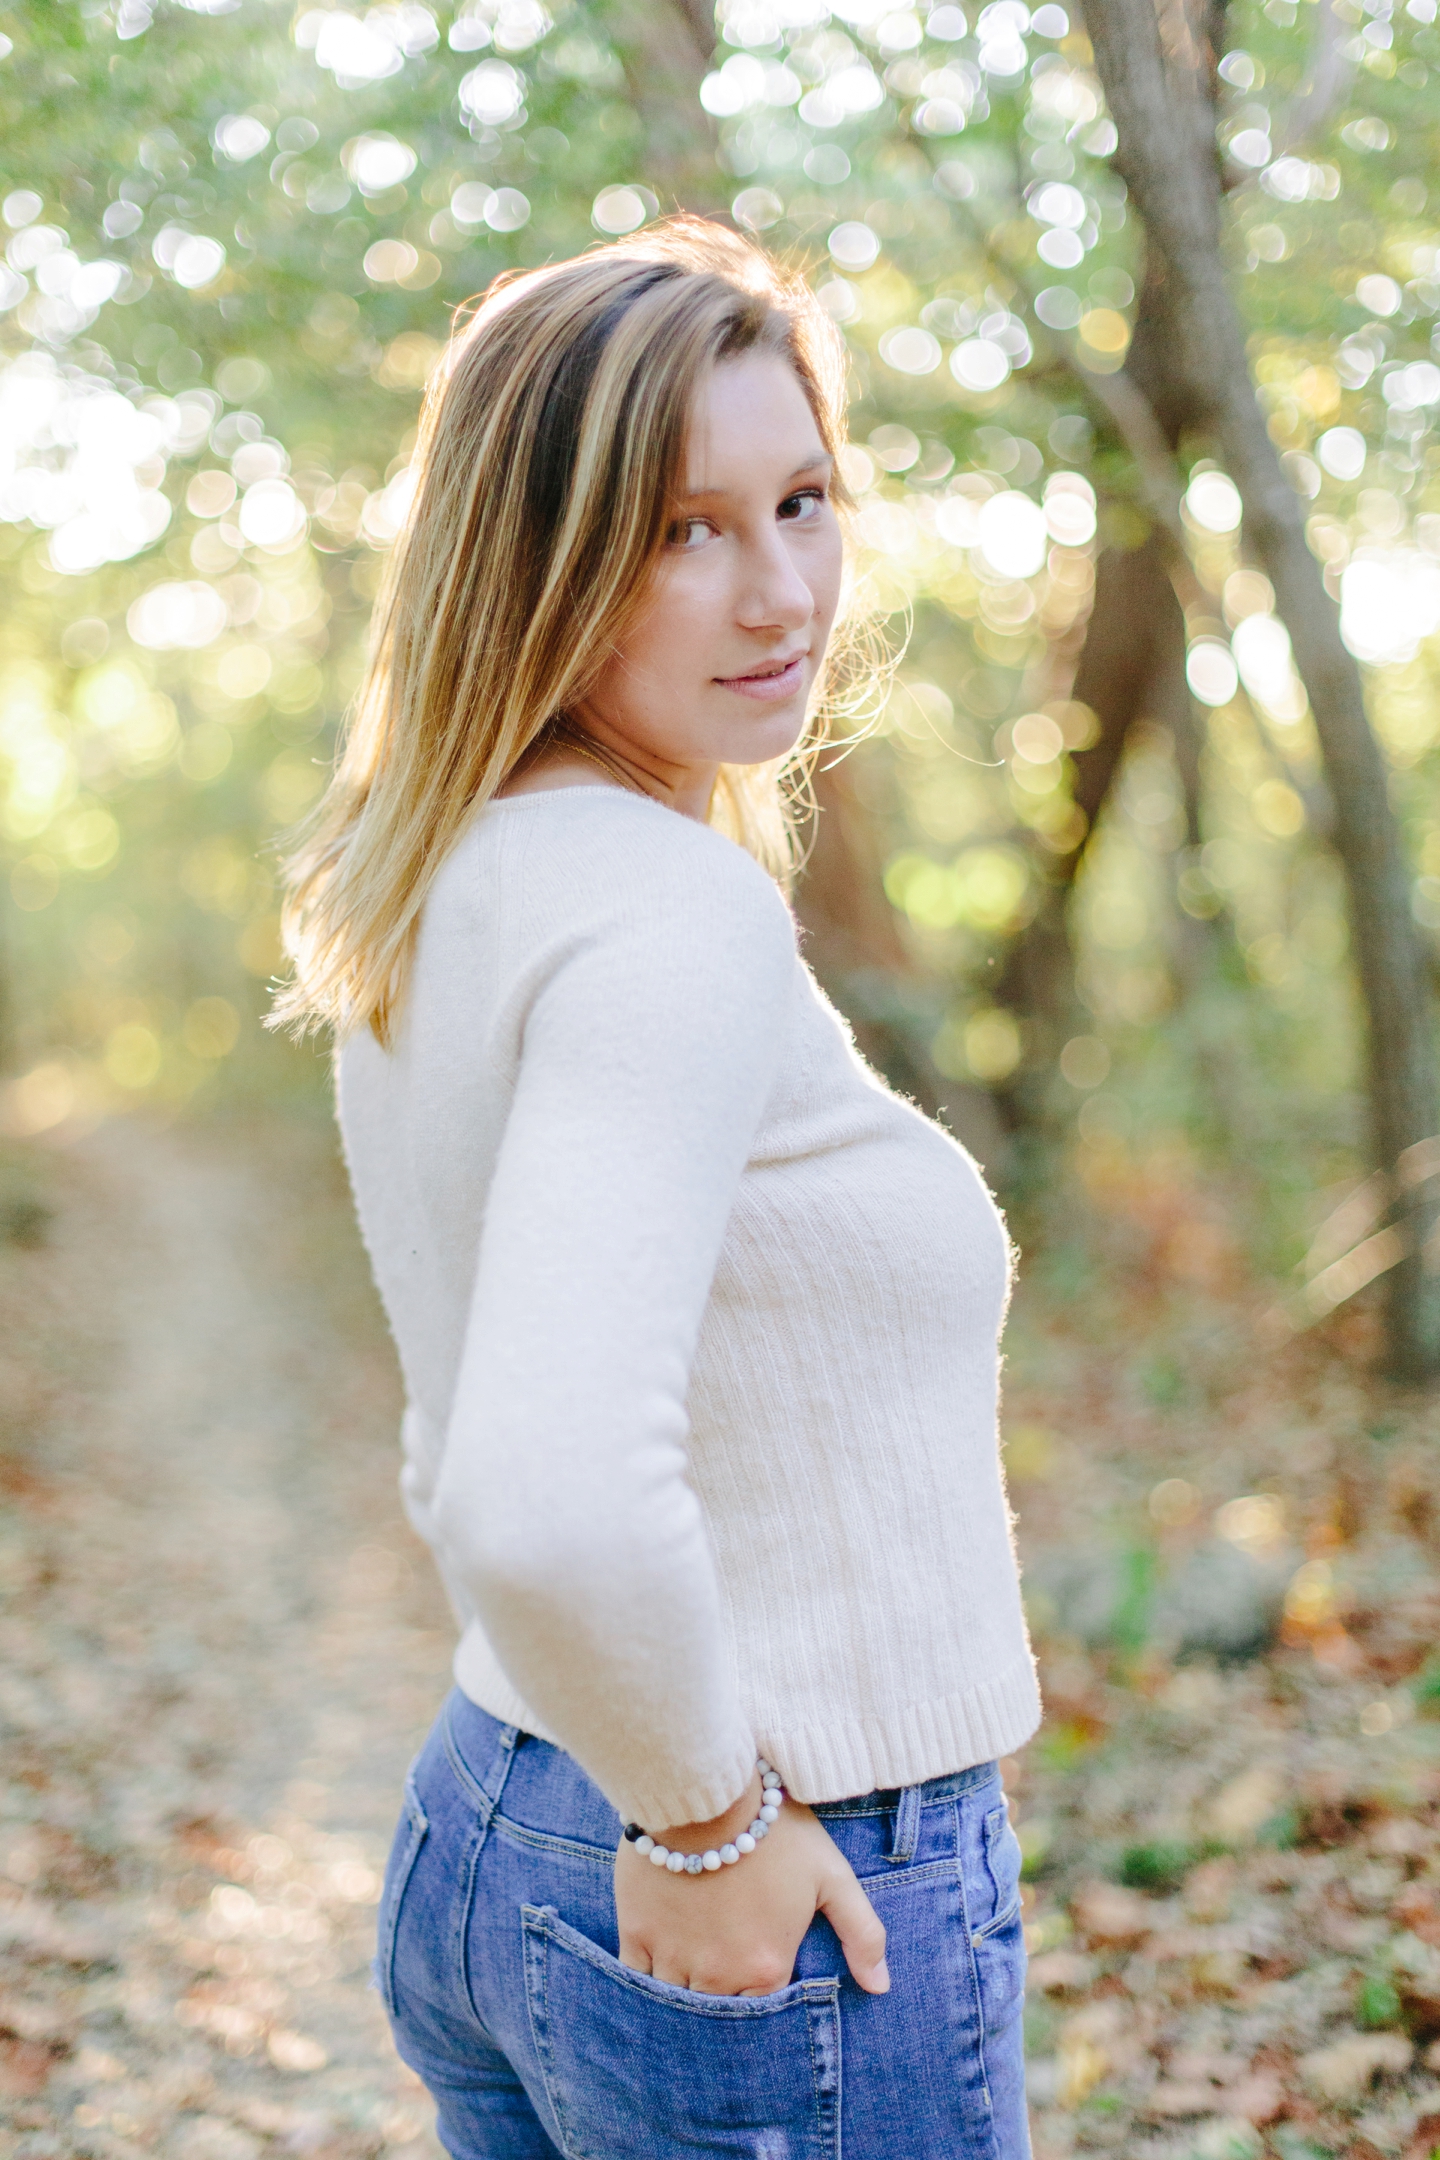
left=666, top=516, right=715, bottom=550
left=778, top=487, right=827, bottom=524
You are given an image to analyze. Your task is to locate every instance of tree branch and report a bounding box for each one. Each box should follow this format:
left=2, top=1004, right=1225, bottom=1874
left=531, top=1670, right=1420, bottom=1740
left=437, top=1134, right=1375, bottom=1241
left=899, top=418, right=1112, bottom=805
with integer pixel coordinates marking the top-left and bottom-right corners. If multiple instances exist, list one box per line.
left=941, top=192, right=1203, bottom=598
left=601, top=0, right=727, bottom=214
left=1273, top=0, right=1352, bottom=154
left=664, top=0, right=718, bottom=60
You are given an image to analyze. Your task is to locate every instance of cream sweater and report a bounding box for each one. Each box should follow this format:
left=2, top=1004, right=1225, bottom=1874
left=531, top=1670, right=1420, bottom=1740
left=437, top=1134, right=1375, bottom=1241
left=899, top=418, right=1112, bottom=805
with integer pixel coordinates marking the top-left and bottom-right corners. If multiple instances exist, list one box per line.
left=338, top=787, right=1039, bottom=1829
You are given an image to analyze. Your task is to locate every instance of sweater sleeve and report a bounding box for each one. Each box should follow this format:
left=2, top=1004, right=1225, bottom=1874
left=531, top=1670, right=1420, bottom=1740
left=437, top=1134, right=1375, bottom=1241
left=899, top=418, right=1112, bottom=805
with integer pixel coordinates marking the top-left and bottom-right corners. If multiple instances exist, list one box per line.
left=429, top=827, right=795, bottom=1829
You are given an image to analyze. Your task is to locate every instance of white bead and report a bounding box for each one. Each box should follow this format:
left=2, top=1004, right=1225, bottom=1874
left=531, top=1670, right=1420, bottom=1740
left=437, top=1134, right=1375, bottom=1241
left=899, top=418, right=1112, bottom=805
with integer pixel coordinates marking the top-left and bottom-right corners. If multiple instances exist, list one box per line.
left=666, top=1851, right=686, bottom=1873
left=736, top=1832, right=756, bottom=1854
left=760, top=1804, right=778, bottom=1823
left=649, top=1845, right=670, bottom=1867
left=684, top=1853, right=704, bottom=1874
left=751, top=1820, right=768, bottom=1839
left=635, top=1835, right=654, bottom=1855
left=720, top=1844, right=740, bottom=1865
left=702, top=1850, right=722, bottom=1871
left=756, top=1757, right=771, bottom=1775
left=762, top=1771, right=781, bottom=1789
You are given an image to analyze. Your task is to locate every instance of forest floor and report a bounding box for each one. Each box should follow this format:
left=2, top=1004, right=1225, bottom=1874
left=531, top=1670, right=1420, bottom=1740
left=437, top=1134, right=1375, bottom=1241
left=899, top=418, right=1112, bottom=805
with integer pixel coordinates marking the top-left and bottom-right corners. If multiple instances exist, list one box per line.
left=0, top=1114, right=451, bottom=2160
left=1004, top=1132, right=1440, bottom=2160
left=3, top=1111, right=1440, bottom=2160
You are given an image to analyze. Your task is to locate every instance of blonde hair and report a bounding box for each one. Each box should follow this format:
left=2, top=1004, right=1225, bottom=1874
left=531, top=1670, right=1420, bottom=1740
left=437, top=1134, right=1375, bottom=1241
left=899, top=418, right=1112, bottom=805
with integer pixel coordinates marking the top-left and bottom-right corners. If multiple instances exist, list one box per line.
left=271, top=215, right=855, bottom=1045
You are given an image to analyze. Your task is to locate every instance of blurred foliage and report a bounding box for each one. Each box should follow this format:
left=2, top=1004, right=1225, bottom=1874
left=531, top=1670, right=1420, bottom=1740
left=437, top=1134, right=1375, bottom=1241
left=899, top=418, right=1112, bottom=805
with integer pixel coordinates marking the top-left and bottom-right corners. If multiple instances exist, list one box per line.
left=1355, top=1969, right=1406, bottom=2028
left=1117, top=1836, right=1201, bottom=1892
left=0, top=0, right=1438, bottom=1290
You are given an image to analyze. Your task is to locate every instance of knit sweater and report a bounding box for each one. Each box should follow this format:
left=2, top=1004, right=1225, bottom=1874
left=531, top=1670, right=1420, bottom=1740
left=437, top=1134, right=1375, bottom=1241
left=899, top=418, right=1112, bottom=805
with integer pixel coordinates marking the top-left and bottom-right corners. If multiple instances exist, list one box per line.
left=337, top=786, right=1039, bottom=1830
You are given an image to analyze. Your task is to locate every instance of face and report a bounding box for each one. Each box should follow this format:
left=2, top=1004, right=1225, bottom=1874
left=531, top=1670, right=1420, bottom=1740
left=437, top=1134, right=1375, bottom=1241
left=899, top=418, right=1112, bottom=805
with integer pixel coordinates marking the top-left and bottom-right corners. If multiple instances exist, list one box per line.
left=574, top=350, right=845, bottom=791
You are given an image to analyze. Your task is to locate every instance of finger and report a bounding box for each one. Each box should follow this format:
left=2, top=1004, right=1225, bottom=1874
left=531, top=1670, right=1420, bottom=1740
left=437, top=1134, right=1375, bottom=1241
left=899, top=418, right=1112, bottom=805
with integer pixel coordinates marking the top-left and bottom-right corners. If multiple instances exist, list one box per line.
left=617, top=1939, right=654, bottom=1975
left=818, top=1863, right=889, bottom=1994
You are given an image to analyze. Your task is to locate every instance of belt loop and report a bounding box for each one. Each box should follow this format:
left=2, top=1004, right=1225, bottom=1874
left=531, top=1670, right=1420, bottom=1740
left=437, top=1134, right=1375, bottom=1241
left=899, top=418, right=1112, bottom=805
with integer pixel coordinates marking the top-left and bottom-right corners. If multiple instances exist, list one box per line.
left=480, top=1722, right=520, bottom=1828
left=887, top=1783, right=922, bottom=1864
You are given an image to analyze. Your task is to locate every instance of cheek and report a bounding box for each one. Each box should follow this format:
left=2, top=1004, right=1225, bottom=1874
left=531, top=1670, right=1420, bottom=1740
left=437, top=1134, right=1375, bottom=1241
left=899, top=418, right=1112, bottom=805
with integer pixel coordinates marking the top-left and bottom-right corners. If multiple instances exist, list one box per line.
left=810, top=527, right=845, bottom=630
left=583, top=572, right=714, bottom=734
left=622, top=567, right=721, bottom=689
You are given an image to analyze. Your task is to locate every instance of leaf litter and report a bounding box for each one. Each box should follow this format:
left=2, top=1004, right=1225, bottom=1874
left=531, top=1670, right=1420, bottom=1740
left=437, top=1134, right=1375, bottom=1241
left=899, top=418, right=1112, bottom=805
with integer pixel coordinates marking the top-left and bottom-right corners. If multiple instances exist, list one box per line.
left=0, top=1119, right=450, bottom=2160
left=6, top=1114, right=1440, bottom=2160
left=1004, top=1138, right=1440, bottom=2160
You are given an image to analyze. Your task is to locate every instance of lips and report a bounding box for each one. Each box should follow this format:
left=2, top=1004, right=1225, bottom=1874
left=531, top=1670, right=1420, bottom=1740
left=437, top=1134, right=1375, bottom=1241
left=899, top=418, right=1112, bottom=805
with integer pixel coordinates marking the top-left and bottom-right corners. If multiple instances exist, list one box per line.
left=714, top=654, right=808, bottom=700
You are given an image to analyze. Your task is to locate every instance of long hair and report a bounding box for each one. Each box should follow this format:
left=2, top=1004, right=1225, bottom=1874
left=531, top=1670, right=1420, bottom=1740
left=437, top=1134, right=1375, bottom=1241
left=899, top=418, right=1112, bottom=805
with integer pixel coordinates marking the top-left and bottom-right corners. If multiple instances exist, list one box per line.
left=270, top=216, right=856, bottom=1046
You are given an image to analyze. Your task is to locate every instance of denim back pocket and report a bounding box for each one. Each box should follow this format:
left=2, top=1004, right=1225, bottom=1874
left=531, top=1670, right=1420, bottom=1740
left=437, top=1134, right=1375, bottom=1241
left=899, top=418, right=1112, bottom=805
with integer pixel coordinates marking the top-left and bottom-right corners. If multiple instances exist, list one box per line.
left=521, top=1904, right=841, bottom=2160
left=375, top=1770, right=429, bottom=2019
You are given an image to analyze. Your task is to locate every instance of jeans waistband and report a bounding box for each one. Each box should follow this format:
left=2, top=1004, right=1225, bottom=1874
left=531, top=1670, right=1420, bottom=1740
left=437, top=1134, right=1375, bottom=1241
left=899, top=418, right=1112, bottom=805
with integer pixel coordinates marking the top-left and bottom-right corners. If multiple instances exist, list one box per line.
left=440, top=1690, right=998, bottom=1822
left=811, top=1759, right=1000, bottom=1817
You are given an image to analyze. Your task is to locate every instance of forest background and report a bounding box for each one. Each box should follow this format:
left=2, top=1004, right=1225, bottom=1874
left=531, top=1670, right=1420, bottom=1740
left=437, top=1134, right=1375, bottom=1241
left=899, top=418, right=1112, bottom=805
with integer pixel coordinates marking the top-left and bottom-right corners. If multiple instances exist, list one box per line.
left=6, top=2, right=1440, bottom=2159
left=6, top=0, right=1440, bottom=1371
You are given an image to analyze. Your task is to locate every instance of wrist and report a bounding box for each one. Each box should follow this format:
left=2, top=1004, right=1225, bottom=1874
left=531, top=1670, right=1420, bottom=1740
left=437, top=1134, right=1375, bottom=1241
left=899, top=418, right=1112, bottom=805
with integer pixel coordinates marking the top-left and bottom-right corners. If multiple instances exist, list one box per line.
left=621, top=1760, right=787, bottom=1875
left=656, top=1771, right=763, bottom=1854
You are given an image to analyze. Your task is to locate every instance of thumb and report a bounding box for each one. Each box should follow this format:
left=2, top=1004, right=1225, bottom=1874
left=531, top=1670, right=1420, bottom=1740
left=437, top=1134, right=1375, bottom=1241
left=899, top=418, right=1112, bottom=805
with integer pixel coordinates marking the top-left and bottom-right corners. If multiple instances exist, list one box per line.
left=817, top=1859, right=889, bottom=1994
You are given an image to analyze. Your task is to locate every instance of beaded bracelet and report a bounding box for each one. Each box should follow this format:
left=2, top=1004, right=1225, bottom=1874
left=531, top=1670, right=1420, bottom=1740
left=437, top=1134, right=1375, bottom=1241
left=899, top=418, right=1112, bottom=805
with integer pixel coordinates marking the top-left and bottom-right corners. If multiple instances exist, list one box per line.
left=621, top=1760, right=785, bottom=1875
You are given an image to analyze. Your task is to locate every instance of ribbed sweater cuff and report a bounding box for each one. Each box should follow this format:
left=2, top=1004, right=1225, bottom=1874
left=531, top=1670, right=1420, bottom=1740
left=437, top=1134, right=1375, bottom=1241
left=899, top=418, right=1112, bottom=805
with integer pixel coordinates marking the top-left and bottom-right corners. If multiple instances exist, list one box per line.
left=612, top=1733, right=759, bottom=1837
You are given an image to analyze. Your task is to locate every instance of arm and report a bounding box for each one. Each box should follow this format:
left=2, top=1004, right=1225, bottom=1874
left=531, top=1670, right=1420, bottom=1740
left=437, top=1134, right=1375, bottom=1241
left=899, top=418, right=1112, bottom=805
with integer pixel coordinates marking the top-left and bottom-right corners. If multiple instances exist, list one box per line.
left=431, top=836, right=790, bottom=1829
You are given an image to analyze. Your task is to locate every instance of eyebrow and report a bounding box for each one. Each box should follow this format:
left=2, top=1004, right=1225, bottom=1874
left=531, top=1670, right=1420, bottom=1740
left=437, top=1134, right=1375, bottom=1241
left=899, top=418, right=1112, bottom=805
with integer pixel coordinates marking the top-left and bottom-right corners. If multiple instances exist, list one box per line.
left=682, top=452, right=833, bottom=501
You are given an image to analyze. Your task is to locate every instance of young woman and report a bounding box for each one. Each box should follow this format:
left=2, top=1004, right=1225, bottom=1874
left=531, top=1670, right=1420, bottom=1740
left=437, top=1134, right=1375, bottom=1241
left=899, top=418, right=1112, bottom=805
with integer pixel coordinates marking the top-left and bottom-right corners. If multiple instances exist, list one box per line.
left=276, top=218, right=1040, bottom=2159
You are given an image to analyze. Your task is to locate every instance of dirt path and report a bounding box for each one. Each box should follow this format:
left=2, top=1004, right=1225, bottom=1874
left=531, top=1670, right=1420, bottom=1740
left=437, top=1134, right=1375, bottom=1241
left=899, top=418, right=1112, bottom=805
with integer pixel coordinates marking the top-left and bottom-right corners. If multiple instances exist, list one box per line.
left=11, top=1112, right=1440, bottom=2160
left=0, top=1113, right=453, bottom=2160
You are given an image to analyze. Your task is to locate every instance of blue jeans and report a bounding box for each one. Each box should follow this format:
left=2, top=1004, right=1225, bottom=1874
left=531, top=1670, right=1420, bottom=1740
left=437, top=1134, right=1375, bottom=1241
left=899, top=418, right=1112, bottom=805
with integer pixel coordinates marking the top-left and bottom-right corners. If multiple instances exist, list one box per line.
left=377, top=1690, right=1031, bottom=2159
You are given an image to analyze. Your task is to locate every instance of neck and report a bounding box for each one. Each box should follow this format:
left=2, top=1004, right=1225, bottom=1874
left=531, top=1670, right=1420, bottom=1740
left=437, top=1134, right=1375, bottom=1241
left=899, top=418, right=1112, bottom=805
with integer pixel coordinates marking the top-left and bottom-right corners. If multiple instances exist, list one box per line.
left=561, top=711, right=719, bottom=824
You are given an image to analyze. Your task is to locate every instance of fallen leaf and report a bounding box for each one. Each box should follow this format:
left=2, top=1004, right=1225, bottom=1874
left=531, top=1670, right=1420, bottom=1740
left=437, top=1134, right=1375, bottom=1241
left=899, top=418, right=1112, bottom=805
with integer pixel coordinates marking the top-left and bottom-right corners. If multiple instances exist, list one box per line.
left=1145, top=2079, right=1217, bottom=2117
left=0, top=2035, right=61, bottom=2099
left=1217, top=2072, right=1284, bottom=2124
left=1190, top=2118, right=1262, bottom=2160
left=1072, top=1879, right=1157, bottom=1946
left=1185, top=1856, right=1238, bottom=1923
left=1058, top=2034, right=1108, bottom=2108
left=266, top=2027, right=328, bottom=2073
left=1393, top=1883, right=1440, bottom=1949
left=1027, top=1948, right=1098, bottom=1995
left=1208, top=1767, right=1285, bottom=1843
left=1402, top=2109, right=1440, bottom=2160
left=1298, top=2032, right=1413, bottom=2103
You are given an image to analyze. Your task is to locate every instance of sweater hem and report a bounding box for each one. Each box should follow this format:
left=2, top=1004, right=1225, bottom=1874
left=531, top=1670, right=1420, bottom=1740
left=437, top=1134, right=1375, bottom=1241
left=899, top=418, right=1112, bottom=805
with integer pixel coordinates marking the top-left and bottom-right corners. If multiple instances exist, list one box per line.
left=453, top=1628, right=1041, bottom=1812
left=755, top=1654, right=1043, bottom=1804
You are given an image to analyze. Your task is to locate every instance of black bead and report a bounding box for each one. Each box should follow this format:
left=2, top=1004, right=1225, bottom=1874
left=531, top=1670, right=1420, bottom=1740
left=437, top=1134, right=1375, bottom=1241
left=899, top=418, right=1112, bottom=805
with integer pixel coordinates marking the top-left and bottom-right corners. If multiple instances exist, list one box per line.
left=622, top=1822, right=645, bottom=1842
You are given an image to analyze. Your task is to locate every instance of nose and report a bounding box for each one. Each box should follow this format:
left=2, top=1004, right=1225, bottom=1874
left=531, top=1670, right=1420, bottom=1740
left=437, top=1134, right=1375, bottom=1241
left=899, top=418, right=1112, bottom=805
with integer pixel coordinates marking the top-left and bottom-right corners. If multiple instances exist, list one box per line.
left=735, top=526, right=816, bottom=634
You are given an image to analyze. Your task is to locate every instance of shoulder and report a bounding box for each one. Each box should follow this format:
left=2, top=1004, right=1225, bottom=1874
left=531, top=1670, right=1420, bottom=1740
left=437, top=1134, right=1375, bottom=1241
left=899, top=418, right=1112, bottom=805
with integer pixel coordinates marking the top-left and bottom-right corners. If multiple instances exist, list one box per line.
left=470, top=790, right=797, bottom=960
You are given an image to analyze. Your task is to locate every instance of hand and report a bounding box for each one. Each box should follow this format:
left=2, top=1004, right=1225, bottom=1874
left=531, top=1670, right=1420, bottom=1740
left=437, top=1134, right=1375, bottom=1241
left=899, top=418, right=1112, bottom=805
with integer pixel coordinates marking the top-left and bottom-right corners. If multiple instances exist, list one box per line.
left=615, top=1772, right=889, bottom=1998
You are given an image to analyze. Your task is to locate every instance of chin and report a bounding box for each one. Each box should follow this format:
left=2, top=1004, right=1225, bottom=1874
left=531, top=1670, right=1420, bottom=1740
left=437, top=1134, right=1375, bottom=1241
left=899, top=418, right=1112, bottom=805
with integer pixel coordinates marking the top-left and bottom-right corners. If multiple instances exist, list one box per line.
left=707, top=701, right=811, bottom=770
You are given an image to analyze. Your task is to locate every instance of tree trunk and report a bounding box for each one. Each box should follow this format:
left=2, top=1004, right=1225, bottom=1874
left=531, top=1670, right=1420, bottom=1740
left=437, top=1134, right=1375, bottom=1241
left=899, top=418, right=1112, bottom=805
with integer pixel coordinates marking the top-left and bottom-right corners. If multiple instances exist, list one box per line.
left=1080, top=0, right=1440, bottom=1378
left=602, top=0, right=727, bottom=216
left=802, top=759, right=1011, bottom=1167
left=996, top=253, right=1202, bottom=1078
